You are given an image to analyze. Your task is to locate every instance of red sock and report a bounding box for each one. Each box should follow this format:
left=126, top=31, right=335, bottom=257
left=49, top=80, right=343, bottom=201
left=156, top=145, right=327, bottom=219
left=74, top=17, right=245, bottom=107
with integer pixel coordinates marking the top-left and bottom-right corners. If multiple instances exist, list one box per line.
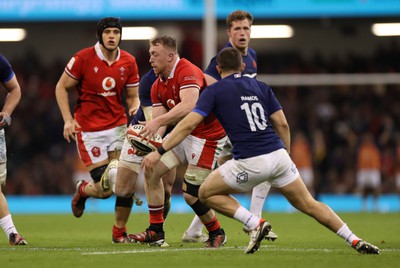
left=203, top=216, right=221, bottom=232
left=79, top=182, right=88, bottom=198
left=149, top=205, right=164, bottom=224
left=112, top=225, right=126, bottom=236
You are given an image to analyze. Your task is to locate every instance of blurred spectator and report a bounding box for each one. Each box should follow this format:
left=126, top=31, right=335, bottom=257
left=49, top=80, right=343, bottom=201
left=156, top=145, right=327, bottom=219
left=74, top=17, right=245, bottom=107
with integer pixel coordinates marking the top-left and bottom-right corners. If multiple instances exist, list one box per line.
left=291, top=131, right=315, bottom=196
left=355, top=133, right=381, bottom=211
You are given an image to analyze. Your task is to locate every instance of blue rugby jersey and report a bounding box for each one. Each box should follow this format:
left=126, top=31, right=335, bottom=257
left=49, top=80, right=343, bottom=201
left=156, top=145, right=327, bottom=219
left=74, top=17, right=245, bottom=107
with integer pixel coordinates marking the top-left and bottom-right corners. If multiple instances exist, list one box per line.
left=0, top=53, right=14, bottom=83
left=204, top=42, right=257, bottom=81
left=194, top=74, right=284, bottom=159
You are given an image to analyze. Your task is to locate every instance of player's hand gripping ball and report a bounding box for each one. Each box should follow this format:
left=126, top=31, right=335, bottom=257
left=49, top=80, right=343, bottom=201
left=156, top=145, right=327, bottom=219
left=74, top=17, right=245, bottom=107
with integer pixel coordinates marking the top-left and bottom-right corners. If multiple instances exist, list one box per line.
left=126, top=124, right=162, bottom=154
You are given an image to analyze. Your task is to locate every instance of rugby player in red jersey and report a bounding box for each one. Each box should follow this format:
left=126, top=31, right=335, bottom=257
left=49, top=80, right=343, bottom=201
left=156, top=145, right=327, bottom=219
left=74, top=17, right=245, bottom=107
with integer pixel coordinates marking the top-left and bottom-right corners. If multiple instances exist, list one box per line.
left=130, top=36, right=227, bottom=248
left=55, top=18, right=140, bottom=241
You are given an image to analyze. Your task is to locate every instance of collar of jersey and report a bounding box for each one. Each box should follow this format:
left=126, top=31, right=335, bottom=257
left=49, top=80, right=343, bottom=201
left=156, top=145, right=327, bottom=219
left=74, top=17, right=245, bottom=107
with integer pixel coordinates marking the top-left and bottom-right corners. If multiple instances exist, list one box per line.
left=94, top=42, right=120, bottom=62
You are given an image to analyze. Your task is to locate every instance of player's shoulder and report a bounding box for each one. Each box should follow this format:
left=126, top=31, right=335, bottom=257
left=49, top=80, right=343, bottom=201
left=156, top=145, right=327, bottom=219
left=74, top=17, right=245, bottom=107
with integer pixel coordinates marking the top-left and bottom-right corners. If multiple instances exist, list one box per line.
left=119, top=49, right=137, bottom=62
left=75, top=46, right=95, bottom=58
left=177, top=58, right=203, bottom=75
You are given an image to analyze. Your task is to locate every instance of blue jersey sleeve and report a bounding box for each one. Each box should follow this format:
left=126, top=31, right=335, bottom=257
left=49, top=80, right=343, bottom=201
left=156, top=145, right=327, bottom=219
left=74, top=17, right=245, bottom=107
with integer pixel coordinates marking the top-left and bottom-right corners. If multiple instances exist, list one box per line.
left=193, top=86, right=216, bottom=117
left=0, top=53, right=14, bottom=83
left=139, top=69, right=157, bottom=107
left=203, top=56, right=220, bottom=81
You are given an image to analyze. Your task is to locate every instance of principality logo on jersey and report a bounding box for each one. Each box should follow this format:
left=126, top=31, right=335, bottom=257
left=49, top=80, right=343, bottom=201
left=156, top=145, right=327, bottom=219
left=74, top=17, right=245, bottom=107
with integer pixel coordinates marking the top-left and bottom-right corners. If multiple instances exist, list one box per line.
left=236, top=171, right=248, bottom=184
left=99, top=77, right=117, bottom=97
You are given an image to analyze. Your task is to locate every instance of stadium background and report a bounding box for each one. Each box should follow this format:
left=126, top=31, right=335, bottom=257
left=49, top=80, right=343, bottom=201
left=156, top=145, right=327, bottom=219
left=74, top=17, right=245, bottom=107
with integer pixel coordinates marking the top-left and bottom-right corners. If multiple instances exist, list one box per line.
left=0, top=0, right=399, bottom=212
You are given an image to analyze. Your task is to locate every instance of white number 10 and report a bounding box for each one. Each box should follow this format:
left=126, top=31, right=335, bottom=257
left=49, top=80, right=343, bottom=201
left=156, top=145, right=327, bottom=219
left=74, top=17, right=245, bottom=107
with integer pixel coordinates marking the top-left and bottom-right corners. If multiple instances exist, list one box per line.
left=240, top=102, right=268, bottom=132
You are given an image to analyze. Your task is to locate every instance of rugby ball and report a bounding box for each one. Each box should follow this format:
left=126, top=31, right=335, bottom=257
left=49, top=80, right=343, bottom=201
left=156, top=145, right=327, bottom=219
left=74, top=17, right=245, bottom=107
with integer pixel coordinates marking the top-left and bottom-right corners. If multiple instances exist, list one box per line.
left=126, top=124, right=163, bottom=153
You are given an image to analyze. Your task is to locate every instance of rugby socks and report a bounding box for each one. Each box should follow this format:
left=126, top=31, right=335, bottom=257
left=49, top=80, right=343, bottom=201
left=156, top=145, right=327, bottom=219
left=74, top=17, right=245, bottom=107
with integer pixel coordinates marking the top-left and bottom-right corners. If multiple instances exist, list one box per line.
left=203, top=215, right=221, bottom=233
left=112, top=225, right=126, bottom=237
left=185, top=215, right=204, bottom=237
left=149, top=205, right=164, bottom=232
left=233, top=206, right=260, bottom=231
left=250, top=182, right=271, bottom=218
left=336, top=223, right=361, bottom=245
left=0, top=214, right=17, bottom=239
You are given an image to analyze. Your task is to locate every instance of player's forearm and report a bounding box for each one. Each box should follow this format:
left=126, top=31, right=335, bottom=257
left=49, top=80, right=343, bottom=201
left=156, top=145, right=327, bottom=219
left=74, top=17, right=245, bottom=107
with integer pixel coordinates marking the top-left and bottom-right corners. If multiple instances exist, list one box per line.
left=2, top=76, right=21, bottom=115
left=2, top=88, right=21, bottom=115
left=157, top=101, right=193, bottom=127
left=162, top=112, right=199, bottom=151
left=55, top=87, right=74, bottom=122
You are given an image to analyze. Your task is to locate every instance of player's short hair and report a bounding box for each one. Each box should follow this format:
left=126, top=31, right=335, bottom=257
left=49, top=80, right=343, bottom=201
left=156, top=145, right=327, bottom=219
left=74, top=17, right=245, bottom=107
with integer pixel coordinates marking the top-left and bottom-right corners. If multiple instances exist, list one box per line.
left=150, top=36, right=177, bottom=54
left=226, top=10, right=253, bottom=28
left=217, top=47, right=242, bottom=72
left=96, top=17, right=122, bottom=46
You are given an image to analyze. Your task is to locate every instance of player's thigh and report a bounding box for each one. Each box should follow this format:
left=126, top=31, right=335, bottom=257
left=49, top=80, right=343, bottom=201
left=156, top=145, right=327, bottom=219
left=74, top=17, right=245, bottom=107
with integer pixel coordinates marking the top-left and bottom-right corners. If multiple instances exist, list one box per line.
left=199, top=169, right=239, bottom=200
left=278, top=176, right=315, bottom=211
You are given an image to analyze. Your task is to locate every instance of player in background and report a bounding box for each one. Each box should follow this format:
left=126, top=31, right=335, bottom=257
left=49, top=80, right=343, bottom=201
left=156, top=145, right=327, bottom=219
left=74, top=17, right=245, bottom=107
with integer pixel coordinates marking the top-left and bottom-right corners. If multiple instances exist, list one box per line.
left=291, top=131, right=315, bottom=196
left=55, top=18, right=140, bottom=222
left=183, top=9, right=277, bottom=241
left=355, top=133, right=382, bottom=211
left=131, top=36, right=227, bottom=248
left=143, top=47, right=380, bottom=255
left=0, top=53, right=27, bottom=245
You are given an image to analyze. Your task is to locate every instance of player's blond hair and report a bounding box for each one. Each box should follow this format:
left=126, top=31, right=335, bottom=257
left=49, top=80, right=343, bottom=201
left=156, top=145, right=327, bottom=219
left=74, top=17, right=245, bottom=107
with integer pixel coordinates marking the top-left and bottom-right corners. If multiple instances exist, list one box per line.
left=150, top=36, right=177, bottom=54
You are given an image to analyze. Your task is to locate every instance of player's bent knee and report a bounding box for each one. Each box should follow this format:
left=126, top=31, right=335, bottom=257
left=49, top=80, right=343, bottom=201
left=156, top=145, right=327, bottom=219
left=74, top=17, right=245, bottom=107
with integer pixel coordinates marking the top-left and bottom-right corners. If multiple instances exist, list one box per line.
left=0, top=162, right=7, bottom=186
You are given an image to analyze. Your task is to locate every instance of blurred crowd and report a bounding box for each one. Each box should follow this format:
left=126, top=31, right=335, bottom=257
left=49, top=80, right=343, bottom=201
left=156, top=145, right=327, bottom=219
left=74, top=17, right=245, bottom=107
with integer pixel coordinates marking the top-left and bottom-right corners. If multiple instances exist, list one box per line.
left=2, top=40, right=400, bottom=196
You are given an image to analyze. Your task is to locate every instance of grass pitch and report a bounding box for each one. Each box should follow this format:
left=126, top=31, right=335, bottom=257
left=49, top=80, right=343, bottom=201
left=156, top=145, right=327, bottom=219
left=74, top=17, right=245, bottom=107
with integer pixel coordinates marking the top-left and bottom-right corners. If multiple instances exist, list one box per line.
left=0, top=212, right=398, bottom=268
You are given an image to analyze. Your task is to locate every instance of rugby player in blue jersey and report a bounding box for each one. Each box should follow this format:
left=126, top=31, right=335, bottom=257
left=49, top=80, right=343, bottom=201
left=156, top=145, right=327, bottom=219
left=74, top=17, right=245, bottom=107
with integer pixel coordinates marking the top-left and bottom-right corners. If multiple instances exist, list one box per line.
left=183, top=10, right=277, bottom=242
left=0, top=53, right=27, bottom=245
left=142, top=47, right=380, bottom=255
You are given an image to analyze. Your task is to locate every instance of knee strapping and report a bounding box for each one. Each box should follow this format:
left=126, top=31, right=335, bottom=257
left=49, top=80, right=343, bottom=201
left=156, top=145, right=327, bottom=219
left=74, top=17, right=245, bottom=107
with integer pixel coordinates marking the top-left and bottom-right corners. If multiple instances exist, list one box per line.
left=182, top=179, right=200, bottom=197
left=90, top=164, right=108, bottom=182
left=190, top=199, right=210, bottom=217
left=115, top=195, right=134, bottom=208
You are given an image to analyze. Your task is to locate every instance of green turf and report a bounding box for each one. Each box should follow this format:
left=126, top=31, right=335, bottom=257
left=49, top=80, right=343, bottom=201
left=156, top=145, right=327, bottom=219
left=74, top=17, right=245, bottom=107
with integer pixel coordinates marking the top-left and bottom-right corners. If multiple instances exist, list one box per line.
left=0, top=212, right=398, bottom=268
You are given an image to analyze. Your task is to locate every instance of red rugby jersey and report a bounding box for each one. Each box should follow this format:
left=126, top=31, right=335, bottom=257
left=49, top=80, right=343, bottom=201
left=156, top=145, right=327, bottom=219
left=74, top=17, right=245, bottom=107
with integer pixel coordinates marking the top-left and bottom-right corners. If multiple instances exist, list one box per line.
left=151, top=58, right=225, bottom=140
left=65, top=42, right=139, bottom=132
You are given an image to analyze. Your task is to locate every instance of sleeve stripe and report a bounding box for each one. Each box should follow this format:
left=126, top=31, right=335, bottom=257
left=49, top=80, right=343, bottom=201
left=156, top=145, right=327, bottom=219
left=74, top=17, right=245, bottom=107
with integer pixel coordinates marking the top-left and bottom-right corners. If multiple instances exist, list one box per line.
left=126, top=82, right=139, bottom=87
left=180, top=84, right=200, bottom=90
left=64, top=68, right=78, bottom=80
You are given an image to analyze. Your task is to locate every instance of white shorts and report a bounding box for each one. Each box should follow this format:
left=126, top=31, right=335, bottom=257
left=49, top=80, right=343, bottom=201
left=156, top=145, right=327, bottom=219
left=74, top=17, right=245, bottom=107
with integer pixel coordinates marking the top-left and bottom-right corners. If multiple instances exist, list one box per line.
left=219, top=149, right=299, bottom=192
left=76, top=125, right=126, bottom=166
left=0, top=129, right=6, bottom=162
left=165, top=134, right=227, bottom=170
left=356, top=169, right=381, bottom=189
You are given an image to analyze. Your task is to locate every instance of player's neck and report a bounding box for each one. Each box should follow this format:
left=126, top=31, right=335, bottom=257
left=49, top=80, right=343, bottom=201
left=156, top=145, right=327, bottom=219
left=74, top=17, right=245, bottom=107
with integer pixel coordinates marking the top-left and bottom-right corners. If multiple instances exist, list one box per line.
left=100, top=45, right=118, bottom=64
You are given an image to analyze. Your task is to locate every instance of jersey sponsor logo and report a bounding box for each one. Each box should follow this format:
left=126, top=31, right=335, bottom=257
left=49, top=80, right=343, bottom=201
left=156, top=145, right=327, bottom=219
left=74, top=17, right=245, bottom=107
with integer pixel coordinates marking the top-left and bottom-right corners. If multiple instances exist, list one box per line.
left=236, top=171, right=249, bottom=184
left=167, top=99, right=175, bottom=109
left=67, top=57, right=76, bottom=70
left=241, top=96, right=259, bottom=101
left=91, top=146, right=101, bottom=157
left=102, top=77, right=116, bottom=91
left=94, top=67, right=99, bottom=73
left=99, top=77, right=117, bottom=97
